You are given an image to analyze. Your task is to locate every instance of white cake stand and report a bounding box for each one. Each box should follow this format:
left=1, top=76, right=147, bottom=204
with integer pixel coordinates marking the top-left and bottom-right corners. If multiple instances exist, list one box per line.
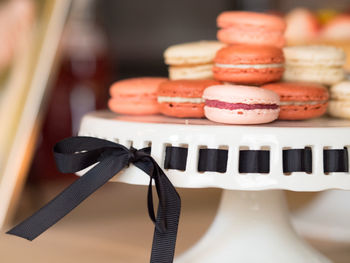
left=293, top=190, right=350, bottom=243
left=78, top=111, right=350, bottom=263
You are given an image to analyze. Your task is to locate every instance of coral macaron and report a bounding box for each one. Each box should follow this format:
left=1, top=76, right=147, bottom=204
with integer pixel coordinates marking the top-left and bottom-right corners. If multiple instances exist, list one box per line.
left=157, top=79, right=220, bottom=118
left=262, top=82, right=329, bottom=120
left=213, top=45, right=284, bottom=85
left=109, top=77, right=167, bottom=115
left=217, top=11, right=286, bottom=48
left=203, top=85, right=280, bottom=124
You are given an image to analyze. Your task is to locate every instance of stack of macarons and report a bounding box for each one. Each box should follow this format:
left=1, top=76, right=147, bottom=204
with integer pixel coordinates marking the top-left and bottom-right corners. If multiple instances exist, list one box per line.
left=108, top=10, right=349, bottom=124
left=281, top=44, right=349, bottom=120
left=158, top=11, right=288, bottom=124
left=213, top=11, right=286, bottom=85
left=202, top=11, right=287, bottom=124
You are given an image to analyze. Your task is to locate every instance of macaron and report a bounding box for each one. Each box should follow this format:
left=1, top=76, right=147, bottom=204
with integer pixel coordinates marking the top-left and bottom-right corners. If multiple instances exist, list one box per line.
left=213, top=45, right=284, bottom=85
left=217, top=11, right=286, bottom=48
left=157, top=79, right=220, bottom=118
left=203, top=85, right=280, bottom=124
left=328, top=81, right=350, bottom=119
left=283, top=45, right=346, bottom=85
left=164, top=41, right=226, bottom=80
left=262, top=82, right=329, bottom=120
left=109, top=77, right=167, bottom=115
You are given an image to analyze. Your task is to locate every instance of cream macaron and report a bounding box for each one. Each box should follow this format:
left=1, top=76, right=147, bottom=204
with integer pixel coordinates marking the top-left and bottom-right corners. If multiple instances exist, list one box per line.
left=328, top=81, right=350, bottom=119
left=203, top=84, right=280, bottom=124
left=283, top=45, right=346, bottom=85
left=164, top=41, right=226, bottom=80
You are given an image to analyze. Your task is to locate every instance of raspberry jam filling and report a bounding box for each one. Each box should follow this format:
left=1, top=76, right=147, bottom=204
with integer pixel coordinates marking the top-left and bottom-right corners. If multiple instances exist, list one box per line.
left=205, top=99, right=279, bottom=110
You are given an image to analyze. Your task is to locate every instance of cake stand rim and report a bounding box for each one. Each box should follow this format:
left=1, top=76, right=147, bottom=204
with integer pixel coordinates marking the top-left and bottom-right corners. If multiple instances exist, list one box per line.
left=77, top=110, right=350, bottom=192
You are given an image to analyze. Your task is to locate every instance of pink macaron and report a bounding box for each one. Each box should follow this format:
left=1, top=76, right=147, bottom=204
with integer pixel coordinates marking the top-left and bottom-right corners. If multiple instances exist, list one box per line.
left=203, top=85, right=280, bottom=124
left=217, top=11, right=286, bottom=48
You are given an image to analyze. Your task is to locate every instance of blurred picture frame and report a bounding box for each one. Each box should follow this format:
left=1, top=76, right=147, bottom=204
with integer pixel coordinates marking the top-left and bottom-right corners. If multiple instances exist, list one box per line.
left=0, top=0, right=72, bottom=229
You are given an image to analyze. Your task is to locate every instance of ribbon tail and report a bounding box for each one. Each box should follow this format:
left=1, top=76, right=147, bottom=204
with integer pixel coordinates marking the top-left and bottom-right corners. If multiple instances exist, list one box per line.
left=7, top=155, right=128, bottom=241
left=150, top=170, right=181, bottom=263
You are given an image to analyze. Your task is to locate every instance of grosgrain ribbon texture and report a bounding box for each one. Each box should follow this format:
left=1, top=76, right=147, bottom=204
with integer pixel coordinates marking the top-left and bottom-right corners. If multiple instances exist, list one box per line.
left=7, top=136, right=181, bottom=263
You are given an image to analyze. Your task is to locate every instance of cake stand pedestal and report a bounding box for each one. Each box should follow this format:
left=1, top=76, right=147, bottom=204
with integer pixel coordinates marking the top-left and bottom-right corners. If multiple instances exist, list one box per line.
left=176, top=190, right=329, bottom=263
left=293, top=190, right=350, bottom=243
left=78, top=111, right=350, bottom=263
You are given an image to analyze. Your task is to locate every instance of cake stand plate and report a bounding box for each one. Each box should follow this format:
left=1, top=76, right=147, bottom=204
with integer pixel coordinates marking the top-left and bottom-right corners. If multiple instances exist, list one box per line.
left=78, top=111, right=350, bottom=263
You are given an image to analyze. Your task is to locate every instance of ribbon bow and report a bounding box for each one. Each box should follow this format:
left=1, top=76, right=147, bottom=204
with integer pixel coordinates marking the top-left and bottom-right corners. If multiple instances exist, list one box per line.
left=7, top=136, right=181, bottom=263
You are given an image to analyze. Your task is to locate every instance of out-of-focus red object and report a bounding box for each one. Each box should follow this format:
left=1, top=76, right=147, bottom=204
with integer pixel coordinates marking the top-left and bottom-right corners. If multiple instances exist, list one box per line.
left=29, top=0, right=112, bottom=180
left=0, top=0, right=35, bottom=73
left=285, top=8, right=320, bottom=44
left=321, top=15, right=350, bottom=40
left=285, top=7, right=350, bottom=71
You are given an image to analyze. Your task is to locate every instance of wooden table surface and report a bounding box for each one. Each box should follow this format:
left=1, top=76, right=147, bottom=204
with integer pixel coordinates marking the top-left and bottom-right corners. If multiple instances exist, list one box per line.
left=1, top=182, right=349, bottom=262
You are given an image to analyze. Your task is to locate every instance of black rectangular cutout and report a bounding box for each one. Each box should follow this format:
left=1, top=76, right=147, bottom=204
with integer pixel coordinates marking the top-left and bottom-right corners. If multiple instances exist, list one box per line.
left=239, top=150, right=270, bottom=173
left=164, top=146, right=188, bottom=171
left=283, top=147, right=312, bottom=174
left=324, top=148, right=349, bottom=173
left=198, top=149, right=228, bottom=173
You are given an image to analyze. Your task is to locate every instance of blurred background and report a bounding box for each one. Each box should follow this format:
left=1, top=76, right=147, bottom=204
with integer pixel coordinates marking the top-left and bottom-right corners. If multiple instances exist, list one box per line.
left=24, top=0, right=350, bottom=181
left=0, top=0, right=350, bottom=262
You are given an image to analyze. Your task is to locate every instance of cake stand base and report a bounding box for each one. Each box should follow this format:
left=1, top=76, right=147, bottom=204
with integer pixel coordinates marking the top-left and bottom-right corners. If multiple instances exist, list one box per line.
left=176, top=190, right=331, bottom=263
left=293, top=190, right=350, bottom=243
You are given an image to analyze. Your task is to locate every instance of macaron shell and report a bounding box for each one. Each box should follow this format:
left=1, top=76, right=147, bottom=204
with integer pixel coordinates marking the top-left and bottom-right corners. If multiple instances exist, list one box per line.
left=159, top=102, right=204, bottom=118
left=283, top=65, right=345, bottom=85
left=328, top=101, right=350, bottom=119
left=203, top=85, right=280, bottom=104
left=164, top=41, right=226, bottom=65
left=283, top=45, right=346, bottom=66
left=158, top=80, right=220, bottom=98
left=262, top=82, right=329, bottom=101
left=215, top=45, right=284, bottom=65
left=169, top=64, right=214, bottom=80
left=217, top=28, right=285, bottom=48
left=328, top=81, right=350, bottom=119
left=279, top=103, right=328, bottom=120
left=108, top=98, right=159, bottom=115
left=213, top=66, right=284, bottom=85
left=217, top=11, right=286, bottom=47
left=204, top=106, right=279, bottom=124
left=110, top=77, right=167, bottom=97
left=330, top=81, right=350, bottom=100
left=217, top=11, right=286, bottom=31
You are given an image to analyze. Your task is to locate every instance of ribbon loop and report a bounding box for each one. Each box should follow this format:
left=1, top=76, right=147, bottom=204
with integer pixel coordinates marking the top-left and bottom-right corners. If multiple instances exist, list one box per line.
left=7, top=136, right=181, bottom=263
